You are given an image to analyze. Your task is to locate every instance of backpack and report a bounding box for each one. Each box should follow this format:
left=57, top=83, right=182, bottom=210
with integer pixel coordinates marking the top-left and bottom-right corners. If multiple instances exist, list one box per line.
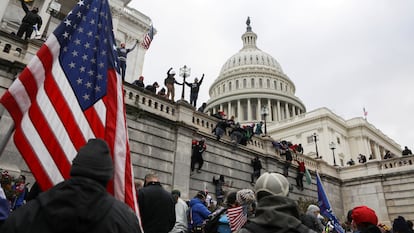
left=190, top=206, right=227, bottom=233
left=203, top=207, right=227, bottom=233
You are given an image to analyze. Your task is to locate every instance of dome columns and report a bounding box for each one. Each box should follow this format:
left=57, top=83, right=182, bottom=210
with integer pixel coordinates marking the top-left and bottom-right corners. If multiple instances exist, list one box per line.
left=209, top=98, right=303, bottom=124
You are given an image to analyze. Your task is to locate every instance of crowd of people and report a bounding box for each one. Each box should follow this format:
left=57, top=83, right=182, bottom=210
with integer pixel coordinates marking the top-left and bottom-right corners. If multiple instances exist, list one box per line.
left=1, top=138, right=413, bottom=233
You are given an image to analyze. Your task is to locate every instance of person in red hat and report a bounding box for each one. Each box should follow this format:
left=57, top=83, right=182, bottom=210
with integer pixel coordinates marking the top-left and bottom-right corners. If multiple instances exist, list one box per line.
left=351, top=205, right=381, bottom=233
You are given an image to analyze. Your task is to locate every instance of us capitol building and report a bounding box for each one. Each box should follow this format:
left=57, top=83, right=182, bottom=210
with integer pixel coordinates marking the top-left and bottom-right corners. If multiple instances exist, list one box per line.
left=206, top=18, right=401, bottom=167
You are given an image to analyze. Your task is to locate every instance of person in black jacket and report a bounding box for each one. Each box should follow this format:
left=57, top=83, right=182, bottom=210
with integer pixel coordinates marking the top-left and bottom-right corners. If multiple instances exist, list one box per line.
left=0, top=139, right=141, bottom=233
left=184, top=74, right=204, bottom=107
left=138, top=173, right=175, bottom=233
left=16, top=0, right=42, bottom=40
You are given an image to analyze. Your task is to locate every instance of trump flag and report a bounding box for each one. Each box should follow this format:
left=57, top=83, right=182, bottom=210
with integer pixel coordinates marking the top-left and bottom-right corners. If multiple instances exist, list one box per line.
left=0, top=0, right=139, bottom=218
left=316, top=172, right=344, bottom=233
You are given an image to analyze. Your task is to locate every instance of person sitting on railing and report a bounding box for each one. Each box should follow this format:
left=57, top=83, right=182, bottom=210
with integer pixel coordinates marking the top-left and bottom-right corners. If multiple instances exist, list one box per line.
left=254, top=121, right=263, bottom=135
left=402, top=146, right=412, bottom=156
left=132, top=76, right=145, bottom=88
left=145, top=82, right=159, bottom=94
left=358, top=154, right=367, bottom=163
left=230, top=123, right=245, bottom=148
left=384, top=150, right=393, bottom=160
left=157, top=87, right=167, bottom=99
left=197, top=103, right=207, bottom=113
left=347, top=158, right=355, bottom=166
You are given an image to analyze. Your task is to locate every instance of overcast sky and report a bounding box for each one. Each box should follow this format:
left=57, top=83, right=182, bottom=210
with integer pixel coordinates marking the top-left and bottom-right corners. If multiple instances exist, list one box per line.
left=128, top=0, right=414, bottom=150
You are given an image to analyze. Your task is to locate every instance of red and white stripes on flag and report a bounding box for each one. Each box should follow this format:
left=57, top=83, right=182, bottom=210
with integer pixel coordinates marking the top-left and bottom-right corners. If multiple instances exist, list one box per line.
left=141, top=25, right=154, bottom=49
left=227, top=205, right=248, bottom=232
left=0, top=0, right=139, bottom=224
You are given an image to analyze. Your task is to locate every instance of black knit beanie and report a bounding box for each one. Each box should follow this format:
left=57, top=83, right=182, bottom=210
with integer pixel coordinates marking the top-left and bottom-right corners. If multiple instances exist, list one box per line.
left=70, top=138, right=114, bottom=184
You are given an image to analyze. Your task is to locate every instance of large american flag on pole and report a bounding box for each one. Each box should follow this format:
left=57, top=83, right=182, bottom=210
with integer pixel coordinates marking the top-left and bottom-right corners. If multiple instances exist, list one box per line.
left=227, top=205, right=248, bottom=232
left=0, top=0, right=139, bottom=221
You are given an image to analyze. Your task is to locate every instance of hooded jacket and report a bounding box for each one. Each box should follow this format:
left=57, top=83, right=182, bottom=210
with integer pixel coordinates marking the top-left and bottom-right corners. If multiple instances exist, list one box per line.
left=0, top=177, right=140, bottom=233
left=189, top=197, right=211, bottom=227
left=238, top=195, right=316, bottom=233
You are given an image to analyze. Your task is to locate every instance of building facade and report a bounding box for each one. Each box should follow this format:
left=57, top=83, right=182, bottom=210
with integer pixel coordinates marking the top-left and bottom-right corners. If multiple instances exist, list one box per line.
left=206, top=19, right=402, bottom=166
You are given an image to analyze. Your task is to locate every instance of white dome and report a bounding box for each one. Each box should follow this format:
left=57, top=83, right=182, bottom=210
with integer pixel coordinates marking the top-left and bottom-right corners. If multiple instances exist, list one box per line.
left=206, top=18, right=306, bottom=124
left=219, top=45, right=283, bottom=76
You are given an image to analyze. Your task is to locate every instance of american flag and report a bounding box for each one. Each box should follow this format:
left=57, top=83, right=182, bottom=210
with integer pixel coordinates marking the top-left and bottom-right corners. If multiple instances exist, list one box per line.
left=363, top=107, right=368, bottom=117
left=0, top=0, right=140, bottom=224
left=141, top=25, right=154, bottom=49
left=227, top=205, right=248, bottom=231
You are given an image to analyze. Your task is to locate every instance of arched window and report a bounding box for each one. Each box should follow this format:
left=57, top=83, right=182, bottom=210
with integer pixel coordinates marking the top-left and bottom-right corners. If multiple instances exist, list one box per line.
left=274, top=81, right=277, bottom=89
left=251, top=78, right=255, bottom=88
left=267, top=79, right=270, bottom=88
left=259, top=78, right=263, bottom=88
left=236, top=80, right=239, bottom=89
left=222, top=84, right=225, bottom=93
left=243, top=79, right=247, bottom=88
left=229, top=82, right=232, bottom=91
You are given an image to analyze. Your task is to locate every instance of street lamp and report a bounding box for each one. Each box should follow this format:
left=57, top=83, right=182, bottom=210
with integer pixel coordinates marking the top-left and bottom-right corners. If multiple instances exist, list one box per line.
left=261, top=105, right=269, bottom=135
left=179, top=65, right=191, bottom=101
left=313, top=133, right=320, bottom=159
left=329, top=141, right=338, bottom=166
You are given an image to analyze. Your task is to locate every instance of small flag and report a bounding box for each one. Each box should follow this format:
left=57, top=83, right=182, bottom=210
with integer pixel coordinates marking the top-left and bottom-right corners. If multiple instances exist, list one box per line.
left=227, top=205, right=248, bottom=231
left=141, top=25, right=154, bottom=49
left=363, top=107, right=368, bottom=117
left=316, top=172, right=345, bottom=233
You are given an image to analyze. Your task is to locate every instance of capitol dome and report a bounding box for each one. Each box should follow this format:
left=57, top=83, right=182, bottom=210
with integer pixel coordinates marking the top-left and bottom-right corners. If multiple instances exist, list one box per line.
left=206, top=18, right=306, bottom=124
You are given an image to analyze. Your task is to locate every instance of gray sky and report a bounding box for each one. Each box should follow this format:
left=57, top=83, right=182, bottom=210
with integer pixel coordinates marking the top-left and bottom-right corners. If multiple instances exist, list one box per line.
left=128, top=0, right=414, bottom=150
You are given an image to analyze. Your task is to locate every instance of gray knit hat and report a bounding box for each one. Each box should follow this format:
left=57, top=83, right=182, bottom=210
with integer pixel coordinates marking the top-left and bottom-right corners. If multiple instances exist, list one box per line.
left=254, top=172, right=290, bottom=197
left=70, top=139, right=113, bottom=183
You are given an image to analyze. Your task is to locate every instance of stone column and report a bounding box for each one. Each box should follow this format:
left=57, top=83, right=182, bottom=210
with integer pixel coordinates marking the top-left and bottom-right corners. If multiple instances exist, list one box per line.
left=267, top=99, right=272, bottom=121
left=0, top=0, right=10, bottom=23
left=277, top=101, right=281, bottom=122
left=292, top=105, right=296, bottom=117
left=172, top=126, right=195, bottom=200
left=38, top=0, right=53, bottom=37
left=110, top=6, right=123, bottom=34
left=247, top=99, right=251, bottom=122
left=228, top=101, right=232, bottom=117
left=285, top=102, right=290, bottom=119
left=257, top=98, right=261, bottom=121
left=237, top=100, right=241, bottom=121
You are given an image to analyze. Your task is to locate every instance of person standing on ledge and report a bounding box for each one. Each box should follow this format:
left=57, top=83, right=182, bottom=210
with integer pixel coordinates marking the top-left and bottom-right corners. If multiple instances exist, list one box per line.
left=117, top=40, right=138, bottom=81
left=16, top=0, right=42, bottom=40
left=185, top=74, right=204, bottom=107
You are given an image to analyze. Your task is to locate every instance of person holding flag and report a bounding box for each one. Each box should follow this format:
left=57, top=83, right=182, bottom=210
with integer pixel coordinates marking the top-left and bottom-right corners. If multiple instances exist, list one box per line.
left=0, top=0, right=140, bottom=229
left=316, top=172, right=345, bottom=233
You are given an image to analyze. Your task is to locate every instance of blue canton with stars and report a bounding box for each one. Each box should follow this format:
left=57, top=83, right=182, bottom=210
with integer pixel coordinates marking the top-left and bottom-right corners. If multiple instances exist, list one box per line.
left=53, top=0, right=119, bottom=110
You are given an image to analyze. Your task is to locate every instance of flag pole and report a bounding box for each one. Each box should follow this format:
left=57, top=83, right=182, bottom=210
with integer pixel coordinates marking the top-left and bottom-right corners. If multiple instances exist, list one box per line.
left=0, top=105, right=15, bottom=158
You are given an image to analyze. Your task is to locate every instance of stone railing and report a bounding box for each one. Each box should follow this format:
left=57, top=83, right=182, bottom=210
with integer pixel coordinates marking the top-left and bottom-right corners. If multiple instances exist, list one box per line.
left=339, top=155, right=414, bottom=180
left=124, top=83, right=178, bottom=122
left=379, top=155, right=414, bottom=171
left=123, top=83, right=324, bottom=171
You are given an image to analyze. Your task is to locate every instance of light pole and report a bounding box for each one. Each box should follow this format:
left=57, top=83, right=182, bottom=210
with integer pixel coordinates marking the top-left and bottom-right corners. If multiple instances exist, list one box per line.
left=261, top=105, right=269, bottom=135
left=329, top=141, right=338, bottom=166
left=179, top=65, right=191, bottom=101
left=313, top=133, right=320, bottom=159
